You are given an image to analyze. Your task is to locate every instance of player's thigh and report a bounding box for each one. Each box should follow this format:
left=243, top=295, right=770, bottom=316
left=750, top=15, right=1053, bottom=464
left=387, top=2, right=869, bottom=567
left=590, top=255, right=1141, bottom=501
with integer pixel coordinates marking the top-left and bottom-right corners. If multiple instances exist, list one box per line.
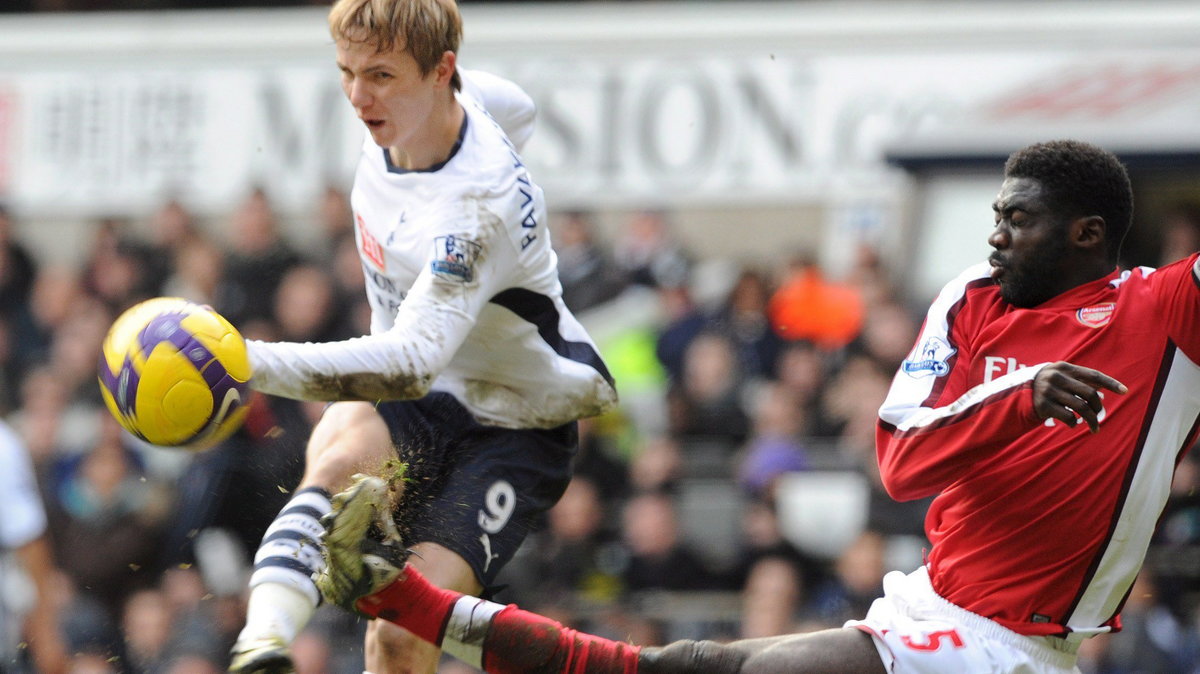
left=740, top=628, right=885, bottom=674
left=400, top=422, right=575, bottom=590
left=300, top=401, right=394, bottom=490
left=406, top=541, right=484, bottom=595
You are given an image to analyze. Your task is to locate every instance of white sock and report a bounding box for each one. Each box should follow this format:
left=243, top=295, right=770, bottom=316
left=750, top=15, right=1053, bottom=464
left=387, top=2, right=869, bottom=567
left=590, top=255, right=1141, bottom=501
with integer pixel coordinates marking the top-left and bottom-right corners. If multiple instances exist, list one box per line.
left=237, top=582, right=316, bottom=645
left=236, top=487, right=331, bottom=646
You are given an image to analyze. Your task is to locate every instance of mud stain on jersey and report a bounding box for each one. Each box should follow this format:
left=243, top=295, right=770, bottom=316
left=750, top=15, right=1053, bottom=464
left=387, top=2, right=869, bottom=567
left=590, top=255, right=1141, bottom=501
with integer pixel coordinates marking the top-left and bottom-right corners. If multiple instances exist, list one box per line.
left=303, top=371, right=432, bottom=401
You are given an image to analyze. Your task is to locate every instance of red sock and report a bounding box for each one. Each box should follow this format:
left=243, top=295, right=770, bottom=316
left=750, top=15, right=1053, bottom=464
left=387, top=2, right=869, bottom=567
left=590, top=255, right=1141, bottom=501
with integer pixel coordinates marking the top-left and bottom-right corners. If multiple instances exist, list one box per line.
left=357, top=565, right=641, bottom=673
left=355, top=564, right=460, bottom=645
left=483, top=605, right=641, bottom=674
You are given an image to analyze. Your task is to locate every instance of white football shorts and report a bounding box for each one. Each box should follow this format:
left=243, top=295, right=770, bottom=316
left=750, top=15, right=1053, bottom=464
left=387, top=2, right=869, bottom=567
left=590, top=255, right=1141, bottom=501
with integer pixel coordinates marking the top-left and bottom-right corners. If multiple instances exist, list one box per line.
left=844, top=567, right=1082, bottom=674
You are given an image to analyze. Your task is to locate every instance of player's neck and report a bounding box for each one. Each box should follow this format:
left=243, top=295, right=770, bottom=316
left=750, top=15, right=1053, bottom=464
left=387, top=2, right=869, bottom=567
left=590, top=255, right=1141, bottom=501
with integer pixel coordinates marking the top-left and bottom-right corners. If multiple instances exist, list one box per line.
left=388, top=99, right=465, bottom=171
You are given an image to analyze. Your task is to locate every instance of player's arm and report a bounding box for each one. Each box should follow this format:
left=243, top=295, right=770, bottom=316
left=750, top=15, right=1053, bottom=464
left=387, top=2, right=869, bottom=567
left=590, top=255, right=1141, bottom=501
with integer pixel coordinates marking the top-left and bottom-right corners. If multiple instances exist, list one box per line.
left=245, top=208, right=519, bottom=402
left=875, top=264, right=1056, bottom=500
left=877, top=271, right=1128, bottom=500
left=1149, top=252, right=1200, bottom=361
left=1, top=429, right=68, bottom=674
left=14, top=535, right=69, bottom=674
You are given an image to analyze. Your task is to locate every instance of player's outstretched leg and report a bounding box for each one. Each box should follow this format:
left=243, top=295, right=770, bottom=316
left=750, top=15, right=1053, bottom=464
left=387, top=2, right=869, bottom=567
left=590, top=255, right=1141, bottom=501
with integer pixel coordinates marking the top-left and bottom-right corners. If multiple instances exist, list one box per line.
left=228, top=485, right=332, bottom=674
left=230, top=402, right=395, bottom=673
left=315, top=475, right=408, bottom=610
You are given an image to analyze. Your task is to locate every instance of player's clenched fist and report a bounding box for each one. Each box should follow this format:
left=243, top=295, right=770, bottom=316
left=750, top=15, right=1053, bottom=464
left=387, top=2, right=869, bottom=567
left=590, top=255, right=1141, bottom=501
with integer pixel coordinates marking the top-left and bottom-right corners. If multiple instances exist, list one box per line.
left=1032, top=361, right=1128, bottom=433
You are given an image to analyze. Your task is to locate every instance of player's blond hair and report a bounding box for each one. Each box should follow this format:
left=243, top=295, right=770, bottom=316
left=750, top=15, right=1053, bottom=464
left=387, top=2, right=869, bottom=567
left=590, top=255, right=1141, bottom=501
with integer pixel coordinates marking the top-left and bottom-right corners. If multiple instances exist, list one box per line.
left=328, top=0, right=463, bottom=90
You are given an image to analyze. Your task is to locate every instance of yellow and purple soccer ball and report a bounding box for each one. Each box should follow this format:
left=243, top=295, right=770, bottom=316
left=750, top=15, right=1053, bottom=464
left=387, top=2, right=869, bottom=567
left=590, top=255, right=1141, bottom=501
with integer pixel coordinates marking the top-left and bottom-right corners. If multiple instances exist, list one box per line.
left=98, top=297, right=253, bottom=450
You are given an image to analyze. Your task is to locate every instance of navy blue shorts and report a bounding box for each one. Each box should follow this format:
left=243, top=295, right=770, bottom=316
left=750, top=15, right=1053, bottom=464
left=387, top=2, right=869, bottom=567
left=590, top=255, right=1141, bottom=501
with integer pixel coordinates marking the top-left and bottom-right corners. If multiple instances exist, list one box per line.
left=374, top=393, right=577, bottom=588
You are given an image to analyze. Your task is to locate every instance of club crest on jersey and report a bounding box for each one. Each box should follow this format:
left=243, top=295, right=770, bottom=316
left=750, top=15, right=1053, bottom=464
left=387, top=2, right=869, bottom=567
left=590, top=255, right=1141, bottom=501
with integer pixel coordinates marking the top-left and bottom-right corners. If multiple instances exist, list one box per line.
left=357, top=213, right=386, bottom=271
left=902, top=335, right=956, bottom=377
left=1076, top=302, right=1115, bottom=328
left=431, top=235, right=482, bottom=282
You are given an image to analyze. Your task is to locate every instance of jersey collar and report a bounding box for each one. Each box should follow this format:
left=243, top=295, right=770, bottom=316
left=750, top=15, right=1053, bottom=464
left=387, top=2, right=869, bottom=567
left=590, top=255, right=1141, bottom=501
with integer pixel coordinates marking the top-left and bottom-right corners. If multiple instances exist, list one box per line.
left=1028, top=267, right=1121, bottom=311
left=383, top=113, right=469, bottom=175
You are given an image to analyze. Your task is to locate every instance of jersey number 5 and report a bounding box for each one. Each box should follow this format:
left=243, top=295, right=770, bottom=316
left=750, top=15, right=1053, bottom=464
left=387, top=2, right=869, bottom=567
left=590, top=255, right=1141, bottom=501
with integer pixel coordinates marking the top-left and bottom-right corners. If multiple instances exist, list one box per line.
left=901, top=628, right=965, bottom=652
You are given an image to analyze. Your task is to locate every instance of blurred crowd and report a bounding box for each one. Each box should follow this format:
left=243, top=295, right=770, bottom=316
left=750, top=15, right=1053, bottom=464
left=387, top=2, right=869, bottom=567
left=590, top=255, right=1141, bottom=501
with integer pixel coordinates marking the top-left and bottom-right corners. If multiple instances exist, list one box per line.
left=1, top=189, right=1200, bottom=674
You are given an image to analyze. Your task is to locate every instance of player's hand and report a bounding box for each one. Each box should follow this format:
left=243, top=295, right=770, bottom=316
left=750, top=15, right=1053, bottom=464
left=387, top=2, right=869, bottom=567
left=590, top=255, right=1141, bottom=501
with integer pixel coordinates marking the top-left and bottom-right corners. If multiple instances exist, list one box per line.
left=1032, top=361, right=1127, bottom=433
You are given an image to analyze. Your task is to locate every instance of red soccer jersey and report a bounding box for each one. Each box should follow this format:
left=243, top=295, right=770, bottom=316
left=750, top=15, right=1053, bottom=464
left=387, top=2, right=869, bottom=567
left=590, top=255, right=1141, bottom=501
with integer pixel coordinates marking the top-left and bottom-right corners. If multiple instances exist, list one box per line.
left=877, top=254, right=1200, bottom=638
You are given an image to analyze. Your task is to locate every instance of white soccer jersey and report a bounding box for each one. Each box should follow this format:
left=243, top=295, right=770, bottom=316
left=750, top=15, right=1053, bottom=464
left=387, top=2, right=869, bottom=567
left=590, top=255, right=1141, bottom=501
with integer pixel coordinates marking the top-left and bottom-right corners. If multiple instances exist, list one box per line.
left=249, top=72, right=617, bottom=429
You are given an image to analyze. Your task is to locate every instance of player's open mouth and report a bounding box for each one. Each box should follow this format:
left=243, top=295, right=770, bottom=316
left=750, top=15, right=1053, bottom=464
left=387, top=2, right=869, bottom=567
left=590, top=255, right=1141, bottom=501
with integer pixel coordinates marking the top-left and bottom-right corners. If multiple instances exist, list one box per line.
left=365, top=119, right=385, bottom=129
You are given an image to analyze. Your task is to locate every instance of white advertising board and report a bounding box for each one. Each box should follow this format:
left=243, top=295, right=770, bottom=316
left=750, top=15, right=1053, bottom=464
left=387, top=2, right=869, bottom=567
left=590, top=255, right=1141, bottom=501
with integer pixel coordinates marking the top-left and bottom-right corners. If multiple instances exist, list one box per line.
left=2, top=2, right=1200, bottom=284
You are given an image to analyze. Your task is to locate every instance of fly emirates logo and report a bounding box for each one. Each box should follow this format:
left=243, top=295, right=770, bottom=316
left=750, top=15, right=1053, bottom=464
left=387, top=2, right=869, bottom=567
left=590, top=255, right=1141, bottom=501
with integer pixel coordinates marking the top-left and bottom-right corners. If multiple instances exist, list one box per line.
left=984, top=355, right=1107, bottom=428
left=983, top=356, right=1027, bottom=384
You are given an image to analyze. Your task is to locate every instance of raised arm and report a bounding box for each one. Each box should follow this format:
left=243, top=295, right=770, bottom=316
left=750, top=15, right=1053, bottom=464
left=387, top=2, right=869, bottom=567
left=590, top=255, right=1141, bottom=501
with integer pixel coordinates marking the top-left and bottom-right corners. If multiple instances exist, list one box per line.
left=247, top=205, right=519, bottom=402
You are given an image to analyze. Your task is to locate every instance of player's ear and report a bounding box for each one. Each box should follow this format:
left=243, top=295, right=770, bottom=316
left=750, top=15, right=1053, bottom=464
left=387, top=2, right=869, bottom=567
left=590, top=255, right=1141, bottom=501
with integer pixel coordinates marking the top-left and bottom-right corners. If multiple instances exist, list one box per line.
left=1071, top=215, right=1105, bottom=252
left=434, top=50, right=457, bottom=89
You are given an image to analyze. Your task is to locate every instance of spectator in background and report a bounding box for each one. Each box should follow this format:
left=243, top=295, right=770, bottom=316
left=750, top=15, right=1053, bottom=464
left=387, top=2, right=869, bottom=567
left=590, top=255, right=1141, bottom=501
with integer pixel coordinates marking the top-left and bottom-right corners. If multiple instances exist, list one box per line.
left=44, top=295, right=110, bottom=406
left=805, top=530, right=886, bottom=628
left=121, top=589, right=176, bottom=673
left=666, top=331, right=751, bottom=448
left=523, top=477, right=623, bottom=608
left=162, top=238, right=227, bottom=308
left=822, top=354, right=891, bottom=461
left=1147, top=451, right=1200, bottom=622
left=767, top=254, right=864, bottom=350
left=568, top=416, right=630, bottom=504
left=1159, top=202, right=1200, bottom=266
left=627, top=434, right=683, bottom=494
left=613, top=210, right=691, bottom=289
left=315, top=185, right=354, bottom=256
left=708, top=268, right=783, bottom=382
left=219, top=187, right=303, bottom=328
left=551, top=210, right=628, bottom=313
left=0, top=204, right=38, bottom=351
left=739, top=555, right=805, bottom=639
left=619, top=491, right=715, bottom=593
left=272, top=264, right=349, bottom=343
left=11, top=365, right=70, bottom=472
left=24, top=266, right=82, bottom=367
left=161, top=390, right=308, bottom=569
left=654, top=282, right=709, bottom=385
left=732, top=497, right=824, bottom=595
left=0, top=318, right=21, bottom=414
left=736, top=382, right=810, bottom=499
left=774, top=340, right=834, bottom=438
left=144, top=199, right=203, bottom=293
left=44, top=411, right=171, bottom=625
left=0, top=418, right=69, bottom=674
left=327, top=233, right=371, bottom=337
left=82, top=217, right=159, bottom=311
left=849, top=300, right=917, bottom=374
